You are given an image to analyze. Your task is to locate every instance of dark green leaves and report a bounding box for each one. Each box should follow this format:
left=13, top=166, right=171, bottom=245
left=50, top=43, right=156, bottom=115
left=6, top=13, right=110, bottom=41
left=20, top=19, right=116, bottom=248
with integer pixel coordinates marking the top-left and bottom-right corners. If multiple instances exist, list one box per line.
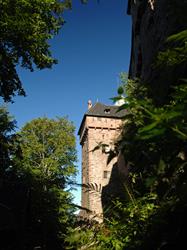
left=0, top=0, right=72, bottom=101
left=157, top=29, right=187, bottom=67
left=117, top=86, right=124, bottom=95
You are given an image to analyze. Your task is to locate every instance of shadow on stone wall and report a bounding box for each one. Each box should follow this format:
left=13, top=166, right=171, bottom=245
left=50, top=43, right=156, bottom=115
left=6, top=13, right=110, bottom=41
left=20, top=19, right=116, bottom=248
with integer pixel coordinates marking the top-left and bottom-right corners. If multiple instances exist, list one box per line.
left=101, top=163, right=126, bottom=218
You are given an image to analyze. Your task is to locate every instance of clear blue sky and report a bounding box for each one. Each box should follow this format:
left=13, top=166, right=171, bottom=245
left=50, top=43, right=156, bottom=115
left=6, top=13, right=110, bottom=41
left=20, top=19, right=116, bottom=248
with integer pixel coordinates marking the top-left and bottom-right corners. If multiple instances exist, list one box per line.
left=6, top=0, right=131, bottom=205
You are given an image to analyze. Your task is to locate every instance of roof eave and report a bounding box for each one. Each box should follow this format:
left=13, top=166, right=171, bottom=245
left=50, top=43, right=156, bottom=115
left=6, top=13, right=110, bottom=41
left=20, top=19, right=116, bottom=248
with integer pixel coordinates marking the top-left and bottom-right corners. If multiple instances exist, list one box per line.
left=78, top=115, right=86, bottom=136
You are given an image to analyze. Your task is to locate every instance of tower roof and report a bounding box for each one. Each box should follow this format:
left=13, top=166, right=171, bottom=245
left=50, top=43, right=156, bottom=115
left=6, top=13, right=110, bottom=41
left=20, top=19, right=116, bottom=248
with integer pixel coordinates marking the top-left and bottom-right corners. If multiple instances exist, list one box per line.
left=86, top=102, right=126, bottom=118
left=78, top=102, right=127, bottom=135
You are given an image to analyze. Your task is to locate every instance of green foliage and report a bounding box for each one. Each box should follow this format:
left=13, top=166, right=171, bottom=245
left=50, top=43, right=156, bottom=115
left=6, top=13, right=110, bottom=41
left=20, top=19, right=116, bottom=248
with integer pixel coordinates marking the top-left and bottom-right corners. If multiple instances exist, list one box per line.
left=15, top=117, right=77, bottom=248
left=157, top=30, right=187, bottom=67
left=18, top=117, right=77, bottom=184
left=0, top=0, right=100, bottom=102
left=0, top=106, right=15, bottom=133
left=0, top=0, right=72, bottom=101
left=0, top=106, right=16, bottom=175
left=67, top=194, right=158, bottom=250
left=0, top=113, right=77, bottom=249
left=67, top=29, right=187, bottom=249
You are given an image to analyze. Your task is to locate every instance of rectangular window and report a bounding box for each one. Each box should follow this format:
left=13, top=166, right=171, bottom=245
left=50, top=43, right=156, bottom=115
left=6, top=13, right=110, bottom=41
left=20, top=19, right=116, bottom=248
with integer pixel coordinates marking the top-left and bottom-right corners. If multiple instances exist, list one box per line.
left=103, top=171, right=110, bottom=179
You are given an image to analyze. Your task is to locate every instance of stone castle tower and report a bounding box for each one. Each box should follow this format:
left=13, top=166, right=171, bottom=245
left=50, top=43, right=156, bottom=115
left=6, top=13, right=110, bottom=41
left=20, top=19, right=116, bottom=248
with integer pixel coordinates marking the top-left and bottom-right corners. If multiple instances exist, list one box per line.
left=78, top=101, right=126, bottom=220
left=127, top=0, right=187, bottom=103
left=127, top=0, right=187, bottom=81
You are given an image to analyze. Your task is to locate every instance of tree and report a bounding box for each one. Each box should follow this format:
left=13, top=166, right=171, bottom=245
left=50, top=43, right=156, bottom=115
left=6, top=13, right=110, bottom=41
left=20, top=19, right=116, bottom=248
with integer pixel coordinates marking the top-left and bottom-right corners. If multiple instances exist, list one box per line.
left=15, top=117, right=77, bottom=249
left=0, top=0, right=72, bottom=102
left=0, top=106, right=24, bottom=249
left=19, top=117, right=77, bottom=186
left=0, top=113, right=77, bottom=249
left=0, top=106, right=16, bottom=173
left=0, top=0, right=99, bottom=102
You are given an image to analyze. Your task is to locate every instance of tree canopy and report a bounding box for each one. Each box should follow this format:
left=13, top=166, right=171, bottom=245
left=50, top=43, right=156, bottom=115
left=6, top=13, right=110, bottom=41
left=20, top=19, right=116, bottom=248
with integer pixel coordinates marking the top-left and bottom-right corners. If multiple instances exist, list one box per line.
left=18, top=117, right=77, bottom=185
left=0, top=114, right=77, bottom=249
left=0, top=0, right=72, bottom=102
left=0, top=106, right=16, bottom=176
left=17, top=117, right=77, bottom=249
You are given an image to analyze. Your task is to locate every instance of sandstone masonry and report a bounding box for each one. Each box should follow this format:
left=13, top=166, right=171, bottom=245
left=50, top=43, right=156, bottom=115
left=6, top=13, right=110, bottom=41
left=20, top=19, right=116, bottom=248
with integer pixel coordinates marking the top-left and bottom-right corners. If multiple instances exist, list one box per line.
left=78, top=101, right=126, bottom=221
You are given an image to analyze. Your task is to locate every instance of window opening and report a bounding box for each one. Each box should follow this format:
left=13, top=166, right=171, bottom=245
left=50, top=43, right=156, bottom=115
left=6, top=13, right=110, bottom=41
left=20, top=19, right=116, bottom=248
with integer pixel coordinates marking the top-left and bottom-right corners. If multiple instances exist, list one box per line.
left=104, top=108, right=110, bottom=114
left=103, top=171, right=110, bottom=179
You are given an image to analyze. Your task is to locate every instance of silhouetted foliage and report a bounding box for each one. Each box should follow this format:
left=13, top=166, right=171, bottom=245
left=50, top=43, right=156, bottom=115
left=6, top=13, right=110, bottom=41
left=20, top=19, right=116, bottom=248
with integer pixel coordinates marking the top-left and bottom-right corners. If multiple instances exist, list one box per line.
left=0, top=112, right=78, bottom=249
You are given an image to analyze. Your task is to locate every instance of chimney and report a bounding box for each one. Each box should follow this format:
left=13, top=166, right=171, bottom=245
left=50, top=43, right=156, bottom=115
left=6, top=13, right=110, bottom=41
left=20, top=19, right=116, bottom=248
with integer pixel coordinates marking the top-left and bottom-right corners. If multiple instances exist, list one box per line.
left=88, top=100, right=92, bottom=110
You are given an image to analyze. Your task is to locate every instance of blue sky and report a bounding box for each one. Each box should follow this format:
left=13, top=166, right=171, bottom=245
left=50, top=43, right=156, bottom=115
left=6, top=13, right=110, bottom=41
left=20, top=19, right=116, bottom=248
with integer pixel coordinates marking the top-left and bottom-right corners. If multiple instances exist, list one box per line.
left=6, top=0, right=131, bottom=205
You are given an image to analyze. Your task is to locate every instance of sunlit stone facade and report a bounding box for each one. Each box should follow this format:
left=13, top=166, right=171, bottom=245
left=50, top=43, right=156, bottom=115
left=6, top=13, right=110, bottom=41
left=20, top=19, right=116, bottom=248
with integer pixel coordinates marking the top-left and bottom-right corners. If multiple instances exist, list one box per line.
left=78, top=102, right=125, bottom=221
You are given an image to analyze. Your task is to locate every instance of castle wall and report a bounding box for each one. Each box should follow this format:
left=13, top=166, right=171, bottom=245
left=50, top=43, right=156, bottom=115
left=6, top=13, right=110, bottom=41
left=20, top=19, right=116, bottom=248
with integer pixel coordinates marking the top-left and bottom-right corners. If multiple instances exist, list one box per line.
left=80, top=116, right=123, bottom=220
left=81, top=132, right=89, bottom=218
left=128, top=0, right=187, bottom=91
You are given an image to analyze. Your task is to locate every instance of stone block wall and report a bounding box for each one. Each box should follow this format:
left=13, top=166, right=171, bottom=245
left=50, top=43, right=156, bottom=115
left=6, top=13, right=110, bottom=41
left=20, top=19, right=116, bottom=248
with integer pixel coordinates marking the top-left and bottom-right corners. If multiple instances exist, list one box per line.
left=128, top=0, right=187, bottom=103
left=80, top=116, right=123, bottom=221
